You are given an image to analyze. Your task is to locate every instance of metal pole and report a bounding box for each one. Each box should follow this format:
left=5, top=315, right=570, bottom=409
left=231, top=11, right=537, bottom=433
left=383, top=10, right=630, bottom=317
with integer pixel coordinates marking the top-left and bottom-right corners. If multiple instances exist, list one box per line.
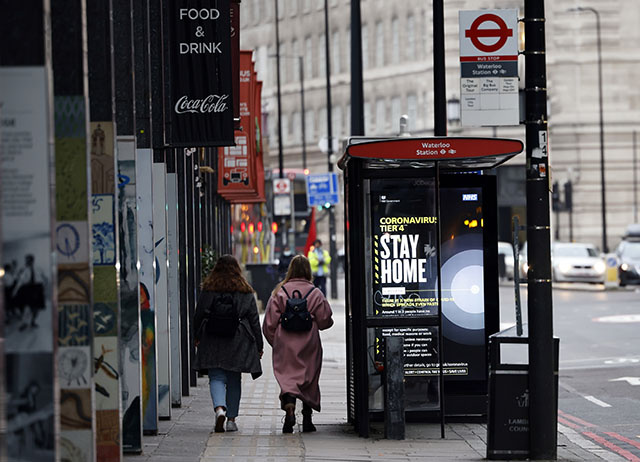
left=275, top=0, right=284, bottom=179
left=350, top=0, right=365, bottom=136
left=594, top=8, right=608, bottom=253
left=299, top=56, right=307, bottom=170
left=324, top=0, right=338, bottom=299
left=634, top=131, right=638, bottom=223
left=433, top=0, right=447, bottom=136
left=524, top=0, right=557, bottom=459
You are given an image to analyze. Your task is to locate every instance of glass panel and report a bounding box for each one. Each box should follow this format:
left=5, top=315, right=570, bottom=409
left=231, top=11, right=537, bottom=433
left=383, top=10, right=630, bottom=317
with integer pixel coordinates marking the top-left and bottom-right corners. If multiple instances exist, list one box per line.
left=367, top=176, right=439, bottom=318
left=367, top=327, right=441, bottom=412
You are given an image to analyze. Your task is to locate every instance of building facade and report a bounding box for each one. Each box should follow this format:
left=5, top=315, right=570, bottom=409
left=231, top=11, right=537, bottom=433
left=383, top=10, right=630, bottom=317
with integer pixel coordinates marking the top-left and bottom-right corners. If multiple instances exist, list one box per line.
left=240, top=0, right=640, bottom=252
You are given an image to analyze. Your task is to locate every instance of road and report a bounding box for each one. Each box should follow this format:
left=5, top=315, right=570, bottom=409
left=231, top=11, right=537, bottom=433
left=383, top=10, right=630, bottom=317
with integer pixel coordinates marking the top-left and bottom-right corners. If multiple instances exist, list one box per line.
left=500, top=283, right=640, bottom=460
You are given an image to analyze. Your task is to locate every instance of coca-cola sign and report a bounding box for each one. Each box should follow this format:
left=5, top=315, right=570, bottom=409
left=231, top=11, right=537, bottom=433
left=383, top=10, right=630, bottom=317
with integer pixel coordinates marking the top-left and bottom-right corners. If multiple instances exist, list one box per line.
left=174, top=94, right=229, bottom=114
left=167, top=0, right=234, bottom=147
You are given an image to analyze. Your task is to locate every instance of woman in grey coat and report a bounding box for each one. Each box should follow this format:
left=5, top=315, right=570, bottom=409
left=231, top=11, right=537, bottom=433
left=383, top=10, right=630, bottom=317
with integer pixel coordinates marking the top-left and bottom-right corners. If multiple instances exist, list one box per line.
left=193, top=255, right=263, bottom=433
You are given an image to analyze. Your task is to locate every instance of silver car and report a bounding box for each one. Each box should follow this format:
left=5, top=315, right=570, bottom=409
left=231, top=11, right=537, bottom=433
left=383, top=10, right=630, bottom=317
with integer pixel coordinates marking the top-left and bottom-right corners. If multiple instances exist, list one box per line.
left=551, top=242, right=606, bottom=283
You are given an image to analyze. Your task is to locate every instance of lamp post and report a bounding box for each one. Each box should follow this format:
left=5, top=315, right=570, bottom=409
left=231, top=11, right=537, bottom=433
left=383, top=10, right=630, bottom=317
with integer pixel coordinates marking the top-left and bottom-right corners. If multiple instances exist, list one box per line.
left=324, top=0, right=338, bottom=299
left=274, top=0, right=284, bottom=180
left=570, top=6, right=607, bottom=252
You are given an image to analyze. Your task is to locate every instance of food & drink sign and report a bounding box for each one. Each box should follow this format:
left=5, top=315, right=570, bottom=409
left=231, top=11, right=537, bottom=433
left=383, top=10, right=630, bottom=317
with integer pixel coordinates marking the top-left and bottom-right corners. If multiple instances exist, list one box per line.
left=168, top=0, right=234, bottom=146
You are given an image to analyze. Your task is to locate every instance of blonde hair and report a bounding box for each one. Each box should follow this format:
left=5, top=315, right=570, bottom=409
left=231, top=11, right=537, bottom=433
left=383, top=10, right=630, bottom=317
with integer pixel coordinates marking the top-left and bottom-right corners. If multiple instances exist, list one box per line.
left=271, top=255, right=312, bottom=296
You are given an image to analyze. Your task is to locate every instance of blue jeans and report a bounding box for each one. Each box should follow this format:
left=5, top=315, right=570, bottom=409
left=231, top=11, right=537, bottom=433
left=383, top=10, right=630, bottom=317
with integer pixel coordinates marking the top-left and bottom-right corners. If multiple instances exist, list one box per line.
left=208, top=368, right=241, bottom=418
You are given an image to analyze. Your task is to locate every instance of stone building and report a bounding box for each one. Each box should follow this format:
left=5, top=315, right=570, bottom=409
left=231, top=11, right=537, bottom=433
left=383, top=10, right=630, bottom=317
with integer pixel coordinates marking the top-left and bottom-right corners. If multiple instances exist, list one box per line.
left=240, top=0, right=640, bottom=252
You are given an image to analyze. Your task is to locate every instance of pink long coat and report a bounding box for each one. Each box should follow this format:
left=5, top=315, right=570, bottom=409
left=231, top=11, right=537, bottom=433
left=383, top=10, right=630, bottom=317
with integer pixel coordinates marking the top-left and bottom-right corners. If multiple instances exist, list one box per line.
left=262, top=278, right=334, bottom=411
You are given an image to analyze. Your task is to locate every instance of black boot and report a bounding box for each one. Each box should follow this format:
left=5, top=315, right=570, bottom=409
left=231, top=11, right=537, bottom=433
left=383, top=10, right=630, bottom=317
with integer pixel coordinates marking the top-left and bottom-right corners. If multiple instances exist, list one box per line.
left=282, top=403, right=296, bottom=434
left=302, top=405, right=316, bottom=432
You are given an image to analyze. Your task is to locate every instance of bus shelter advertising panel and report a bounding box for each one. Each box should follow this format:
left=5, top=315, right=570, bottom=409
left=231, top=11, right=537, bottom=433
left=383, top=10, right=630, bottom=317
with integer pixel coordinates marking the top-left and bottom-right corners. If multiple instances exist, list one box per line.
left=369, top=177, right=439, bottom=317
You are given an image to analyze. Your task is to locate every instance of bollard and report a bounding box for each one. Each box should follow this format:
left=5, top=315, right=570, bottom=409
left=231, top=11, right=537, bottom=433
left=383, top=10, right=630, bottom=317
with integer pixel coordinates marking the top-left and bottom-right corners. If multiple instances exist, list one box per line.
left=384, top=336, right=405, bottom=440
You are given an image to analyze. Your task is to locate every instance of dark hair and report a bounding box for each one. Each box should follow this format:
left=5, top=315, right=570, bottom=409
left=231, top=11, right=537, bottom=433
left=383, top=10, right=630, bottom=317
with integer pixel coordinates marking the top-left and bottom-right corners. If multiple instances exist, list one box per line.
left=272, top=255, right=312, bottom=296
left=202, top=254, right=254, bottom=293
left=313, top=239, right=322, bottom=246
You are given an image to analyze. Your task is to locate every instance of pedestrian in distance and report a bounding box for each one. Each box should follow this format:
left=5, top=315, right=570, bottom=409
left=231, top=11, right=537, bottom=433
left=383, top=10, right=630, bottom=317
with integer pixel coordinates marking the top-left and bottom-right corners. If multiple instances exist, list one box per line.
left=263, top=255, right=334, bottom=433
left=307, top=239, right=331, bottom=296
left=277, top=245, right=294, bottom=281
left=193, top=255, right=263, bottom=433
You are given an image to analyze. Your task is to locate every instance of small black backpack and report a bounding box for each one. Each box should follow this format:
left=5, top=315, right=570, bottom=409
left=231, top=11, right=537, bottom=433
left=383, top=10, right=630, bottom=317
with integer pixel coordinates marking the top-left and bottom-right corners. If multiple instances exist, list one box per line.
left=205, top=293, right=239, bottom=337
left=280, top=286, right=315, bottom=332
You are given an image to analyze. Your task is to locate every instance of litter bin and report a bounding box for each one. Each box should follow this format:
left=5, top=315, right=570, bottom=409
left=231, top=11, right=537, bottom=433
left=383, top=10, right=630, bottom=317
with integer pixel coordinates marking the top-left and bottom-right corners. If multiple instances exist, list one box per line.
left=245, top=263, right=279, bottom=311
left=486, top=325, right=559, bottom=460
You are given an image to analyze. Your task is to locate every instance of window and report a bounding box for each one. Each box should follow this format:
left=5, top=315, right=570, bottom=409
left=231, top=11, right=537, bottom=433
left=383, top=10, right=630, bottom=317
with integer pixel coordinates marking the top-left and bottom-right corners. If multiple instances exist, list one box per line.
left=318, top=34, right=326, bottom=77
left=391, top=17, right=399, bottom=64
left=407, top=94, right=417, bottom=131
left=375, top=21, right=384, bottom=67
left=268, top=45, right=276, bottom=87
left=319, top=107, right=327, bottom=137
left=292, top=39, right=300, bottom=63
left=303, top=0, right=311, bottom=13
left=292, top=111, right=301, bottom=145
left=281, top=113, right=289, bottom=145
left=364, top=102, right=372, bottom=134
left=407, top=15, right=415, bottom=61
left=279, top=42, right=288, bottom=83
left=305, top=110, right=315, bottom=141
left=375, top=99, right=386, bottom=134
left=305, top=37, right=314, bottom=77
left=289, top=0, right=297, bottom=17
left=277, top=0, right=284, bottom=19
left=332, top=30, right=341, bottom=74
left=362, top=24, right=369, bottom=69
left=244, top=0, right=252, bottom=25
left=257, top=46, right=268, bottom=82
left=391, top=96, right=401, bottom=133
left=332, top=106, right=343, bottom=139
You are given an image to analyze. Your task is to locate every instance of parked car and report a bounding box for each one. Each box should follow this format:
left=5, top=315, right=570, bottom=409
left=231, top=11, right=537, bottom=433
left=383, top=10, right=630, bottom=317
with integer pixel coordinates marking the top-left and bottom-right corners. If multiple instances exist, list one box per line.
left=616, top=238, right=640, bottom=287
left=551, top=242, right=605, bottom=283
left=498, top=241, right=515, bottom=280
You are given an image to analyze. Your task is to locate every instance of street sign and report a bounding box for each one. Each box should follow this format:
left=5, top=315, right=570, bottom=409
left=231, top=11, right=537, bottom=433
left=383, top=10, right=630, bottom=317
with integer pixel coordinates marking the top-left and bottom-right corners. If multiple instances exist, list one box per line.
left=274, top=194, right=291, bottom=216
left=459, top=9, right=519, bottom=127
left=273, top=178, right=290, bottom=195
left=306, top=173, right=339, bottom=207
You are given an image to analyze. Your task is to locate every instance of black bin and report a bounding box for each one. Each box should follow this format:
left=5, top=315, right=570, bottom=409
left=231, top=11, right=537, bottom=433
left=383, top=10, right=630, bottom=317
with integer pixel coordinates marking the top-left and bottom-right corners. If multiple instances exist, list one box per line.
left=487, top=325, right=559, bottom=460
left=245, top=263, right=280, bottom=311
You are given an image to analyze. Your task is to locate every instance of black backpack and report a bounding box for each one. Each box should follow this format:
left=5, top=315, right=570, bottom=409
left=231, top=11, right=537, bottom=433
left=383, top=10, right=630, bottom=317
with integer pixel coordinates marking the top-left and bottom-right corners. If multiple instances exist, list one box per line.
left=205, top=293, right=239, bottom=337
left=280, top=286, right=315, bottom=332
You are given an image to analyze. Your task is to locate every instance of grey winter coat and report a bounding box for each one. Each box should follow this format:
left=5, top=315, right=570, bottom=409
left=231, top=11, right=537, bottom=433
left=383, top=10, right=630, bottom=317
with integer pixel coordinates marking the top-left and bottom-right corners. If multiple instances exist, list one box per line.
left=192, top=291, right=263, bottom=378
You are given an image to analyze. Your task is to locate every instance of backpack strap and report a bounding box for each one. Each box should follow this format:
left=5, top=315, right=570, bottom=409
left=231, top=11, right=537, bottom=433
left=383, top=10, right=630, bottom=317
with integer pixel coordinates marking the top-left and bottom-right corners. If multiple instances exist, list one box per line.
left=281, top=286, right=292, bottom=298
left=302, top=287, right=316, bottom=299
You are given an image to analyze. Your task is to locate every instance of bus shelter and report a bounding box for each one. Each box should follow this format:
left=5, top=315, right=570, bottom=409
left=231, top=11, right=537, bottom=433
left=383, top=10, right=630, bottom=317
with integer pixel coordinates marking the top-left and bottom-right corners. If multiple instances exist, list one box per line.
left=338, top=137, right=524, bottom=437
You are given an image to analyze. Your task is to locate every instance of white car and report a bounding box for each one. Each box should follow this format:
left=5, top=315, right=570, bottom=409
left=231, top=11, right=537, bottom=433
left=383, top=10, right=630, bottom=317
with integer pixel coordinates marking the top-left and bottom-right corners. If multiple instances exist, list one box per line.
left=498, top=241, right=515, bottom=280
left=552, top=242, right=605, bottom=283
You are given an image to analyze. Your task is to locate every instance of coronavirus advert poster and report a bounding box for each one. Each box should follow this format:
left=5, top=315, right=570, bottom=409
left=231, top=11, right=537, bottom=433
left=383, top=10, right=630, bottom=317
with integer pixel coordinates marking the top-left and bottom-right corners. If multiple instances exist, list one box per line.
left=370, top=177, right=439, bottom=317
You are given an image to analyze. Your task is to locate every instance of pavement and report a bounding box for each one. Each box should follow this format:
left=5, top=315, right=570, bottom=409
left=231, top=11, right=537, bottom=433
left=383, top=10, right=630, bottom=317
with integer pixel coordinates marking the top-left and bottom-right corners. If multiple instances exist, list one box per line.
left=125, top=298, right=625, bottom=462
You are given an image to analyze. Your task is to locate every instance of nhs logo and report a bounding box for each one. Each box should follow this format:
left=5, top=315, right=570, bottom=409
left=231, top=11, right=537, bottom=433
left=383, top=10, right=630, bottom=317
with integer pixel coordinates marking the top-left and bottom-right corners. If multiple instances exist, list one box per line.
left=462, top=193, right=478, bottom=201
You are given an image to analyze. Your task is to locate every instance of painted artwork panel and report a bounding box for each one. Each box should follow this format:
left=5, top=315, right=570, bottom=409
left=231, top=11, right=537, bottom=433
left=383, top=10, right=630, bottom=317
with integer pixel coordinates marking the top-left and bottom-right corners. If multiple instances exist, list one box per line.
left=55, top=135, right=89, bottom=222
left=93, top=266, right=117, bottom=303
left=60, top=388, right=92, bottom=431
left=61, top=430, right=94, bottom=462
left=58, top=346, right=92, bottom=388
left=90, top=122, right=116, bottom=194
left=5, top=353, right=55, bottom=460
left=117, top=140, right=142, bottom=452
left=59, top=264, right=91, bottom=305
left=166, top=172, right=182, bottom=406
left=94, top=336, right=120, bottom=410
left=56, top=221, right=90, bottom=264
left=92, top=194, right=116, bottom=265
left=153, top=162, right=171, bottom=418
left=96, top=410, right=120, bottom=454
left=136, top=148, right=158, bottom=433
left=59, top=304, right=92, bottom=347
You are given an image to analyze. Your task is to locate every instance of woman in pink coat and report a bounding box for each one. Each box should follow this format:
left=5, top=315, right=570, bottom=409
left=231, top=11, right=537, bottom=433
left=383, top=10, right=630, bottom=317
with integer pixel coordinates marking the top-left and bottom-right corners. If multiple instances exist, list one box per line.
left=263, top=255, right=334, bottom=433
